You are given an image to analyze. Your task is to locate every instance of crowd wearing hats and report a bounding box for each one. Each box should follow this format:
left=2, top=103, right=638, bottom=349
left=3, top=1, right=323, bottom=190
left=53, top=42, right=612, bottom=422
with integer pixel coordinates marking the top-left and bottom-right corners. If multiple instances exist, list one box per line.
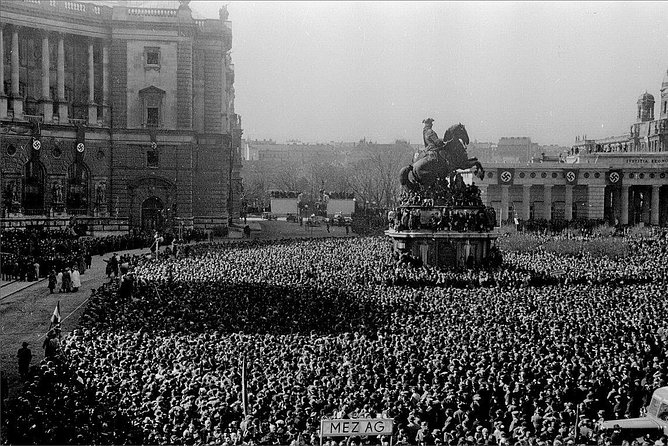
left=3, top=233, right=668, bottom=445
left=0, top=229, right=156, bottom=283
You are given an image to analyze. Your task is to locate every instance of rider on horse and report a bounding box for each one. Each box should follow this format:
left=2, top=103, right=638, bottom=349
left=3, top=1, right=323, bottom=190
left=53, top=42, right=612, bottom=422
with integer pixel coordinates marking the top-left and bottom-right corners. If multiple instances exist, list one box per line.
left=423, top=118, right=445, bottom=151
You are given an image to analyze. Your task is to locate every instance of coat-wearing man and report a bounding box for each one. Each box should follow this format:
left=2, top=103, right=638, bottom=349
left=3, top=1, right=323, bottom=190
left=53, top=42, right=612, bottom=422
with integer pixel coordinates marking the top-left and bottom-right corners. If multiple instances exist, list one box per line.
left=17, top=342, right=32, bottom=380
left=48, top=270, right=57, bottom=294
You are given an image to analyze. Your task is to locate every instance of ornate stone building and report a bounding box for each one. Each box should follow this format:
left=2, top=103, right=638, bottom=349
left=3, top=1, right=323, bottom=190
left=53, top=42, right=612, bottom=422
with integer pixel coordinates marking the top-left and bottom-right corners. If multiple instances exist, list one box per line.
left=477, top=68, right=668, bottom=227
left=0, top=0, right=242, bottom=231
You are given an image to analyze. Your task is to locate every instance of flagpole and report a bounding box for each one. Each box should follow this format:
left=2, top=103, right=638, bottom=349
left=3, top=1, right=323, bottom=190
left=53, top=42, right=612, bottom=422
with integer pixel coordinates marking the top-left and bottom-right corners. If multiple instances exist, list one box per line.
left=241, top=355, right=248, bottom=418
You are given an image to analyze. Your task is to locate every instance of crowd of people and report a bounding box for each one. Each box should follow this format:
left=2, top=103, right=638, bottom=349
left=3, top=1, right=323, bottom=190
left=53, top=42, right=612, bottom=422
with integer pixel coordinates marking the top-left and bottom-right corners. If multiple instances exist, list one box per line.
left=399, top=177, right=483, bottom=210
left=4, top=232, right=668, bottom=445
left=389, top=207, right=497, bottom=233
left=0, top=229, right=155, bottom=283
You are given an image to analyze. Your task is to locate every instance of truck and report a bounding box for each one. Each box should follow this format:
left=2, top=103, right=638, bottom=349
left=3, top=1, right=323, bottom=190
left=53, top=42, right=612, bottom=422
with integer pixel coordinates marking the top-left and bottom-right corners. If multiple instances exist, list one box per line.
left=599, top=387, right=668, bottom=443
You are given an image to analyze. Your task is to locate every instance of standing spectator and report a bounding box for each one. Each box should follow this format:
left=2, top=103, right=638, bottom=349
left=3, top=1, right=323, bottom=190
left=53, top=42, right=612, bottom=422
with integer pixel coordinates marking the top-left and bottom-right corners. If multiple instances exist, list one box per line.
left=42, top=330, right=60, bottom=358
left=56, top=269, right=63, bottom=292
left=62, top=267, right=71, bottom=293
left=33, top=260, right=40, bottom=280
left=48, top=270, right=57, bottom=294
left=71, top=266, right=81, bottom=292
left=85, top=251, right=92, bottom=270
left=17, top=342, right=32, bottom=380
left=110, top=253, right=119, bottom=278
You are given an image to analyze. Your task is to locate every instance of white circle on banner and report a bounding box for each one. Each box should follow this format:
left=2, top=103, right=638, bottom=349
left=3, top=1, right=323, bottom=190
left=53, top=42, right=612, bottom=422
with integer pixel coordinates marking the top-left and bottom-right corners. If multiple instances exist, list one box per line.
left=609, top=172, right=620, bottom=183
left=500, top=171, right=512, bottom=183
left=32, top=139, right=41, bottom=151
left=76, top=143, right=85, bottom=153
left=566, top=171, right=576, bottom=182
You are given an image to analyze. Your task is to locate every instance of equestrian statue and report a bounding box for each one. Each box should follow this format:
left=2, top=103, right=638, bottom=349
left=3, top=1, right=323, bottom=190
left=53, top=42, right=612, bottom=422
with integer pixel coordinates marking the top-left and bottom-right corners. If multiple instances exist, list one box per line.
left=399, top=119, right=484, bottom=191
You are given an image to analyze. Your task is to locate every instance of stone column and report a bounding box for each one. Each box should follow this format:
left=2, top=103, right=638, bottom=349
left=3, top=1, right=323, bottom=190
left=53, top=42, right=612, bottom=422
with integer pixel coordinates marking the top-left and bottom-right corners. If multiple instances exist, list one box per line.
left=587, top=185, right=605, bottom=220
left=57, top=33, right=67, bottom=122
left=522, top=185, right=531, bottom=220
left=11, top=25, right=23, bottom=118
left=102, top=42, right=109, bottom=125
left=0, top=24, right=7, bottom=118
left=651, top=185, right=661, bottom=226
left=620, top=185, right=629, bottom=225
left=87, top=39, right=97, bottom=125
left=40, top=30, right=53, bottom=122
left=500, top=185, right=509, bottom=223
left=564, top=185, right=573, bottom=221
left=543, top=185, right=552, bottom=221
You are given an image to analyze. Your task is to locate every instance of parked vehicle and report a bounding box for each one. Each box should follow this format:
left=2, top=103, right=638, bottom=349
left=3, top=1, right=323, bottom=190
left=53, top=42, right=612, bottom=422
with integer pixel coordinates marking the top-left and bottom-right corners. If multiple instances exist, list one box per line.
left=599, top=387, right=668, bottom=443
left=261, top=212, right=277, bottom=220
left=286, top=213, right=299, bottom=223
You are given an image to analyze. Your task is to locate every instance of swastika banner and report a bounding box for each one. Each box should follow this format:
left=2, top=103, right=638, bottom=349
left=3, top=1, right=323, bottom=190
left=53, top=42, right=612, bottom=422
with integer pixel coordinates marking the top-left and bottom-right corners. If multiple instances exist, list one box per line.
left=563, top=169, right=578, bottom=185
left=606, top=170, right=623, bottom=186
left=497, top=168, right=515, bottom=185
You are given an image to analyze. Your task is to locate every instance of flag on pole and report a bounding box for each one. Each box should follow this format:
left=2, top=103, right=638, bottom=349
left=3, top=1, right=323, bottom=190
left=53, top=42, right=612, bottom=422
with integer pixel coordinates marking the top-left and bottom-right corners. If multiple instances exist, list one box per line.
left=241, top=355, right=249, bottom=417
left=50, top=301, right=61, bottom=328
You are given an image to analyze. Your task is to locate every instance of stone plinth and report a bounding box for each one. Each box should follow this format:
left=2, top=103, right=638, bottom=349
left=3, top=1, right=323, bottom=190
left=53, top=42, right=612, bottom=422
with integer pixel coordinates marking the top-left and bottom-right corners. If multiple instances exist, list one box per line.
left=386, top=229, right=498, bottom=269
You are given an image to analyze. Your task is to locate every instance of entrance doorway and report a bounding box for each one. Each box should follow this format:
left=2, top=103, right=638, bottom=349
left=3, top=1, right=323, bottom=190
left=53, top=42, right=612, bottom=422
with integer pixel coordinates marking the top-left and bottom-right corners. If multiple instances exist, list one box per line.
left=23, top=160, right=45, bottom=212
left=141, top=196, right=164, bottom=230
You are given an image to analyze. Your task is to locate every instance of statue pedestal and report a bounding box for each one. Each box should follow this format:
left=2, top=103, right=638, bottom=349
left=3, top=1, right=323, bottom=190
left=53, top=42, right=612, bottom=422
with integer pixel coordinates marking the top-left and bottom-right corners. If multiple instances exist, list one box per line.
left=387, top=204, right=500, bottom=270
left=386, top=229, right=499, bottom=269
left=7, top=212, right=24, bottom=218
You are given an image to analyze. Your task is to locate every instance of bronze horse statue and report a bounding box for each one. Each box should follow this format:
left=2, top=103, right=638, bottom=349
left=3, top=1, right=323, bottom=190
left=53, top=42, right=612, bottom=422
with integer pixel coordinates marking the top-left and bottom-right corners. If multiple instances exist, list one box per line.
left=400, top=123, right=484, bottom=190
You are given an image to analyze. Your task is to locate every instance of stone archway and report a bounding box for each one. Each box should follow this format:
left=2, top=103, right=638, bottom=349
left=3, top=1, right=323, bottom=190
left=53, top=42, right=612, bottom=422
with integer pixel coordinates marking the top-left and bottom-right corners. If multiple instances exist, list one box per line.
left=127, top=176, right=176, bottom=230
left=141, top=196, right=164, bottom=231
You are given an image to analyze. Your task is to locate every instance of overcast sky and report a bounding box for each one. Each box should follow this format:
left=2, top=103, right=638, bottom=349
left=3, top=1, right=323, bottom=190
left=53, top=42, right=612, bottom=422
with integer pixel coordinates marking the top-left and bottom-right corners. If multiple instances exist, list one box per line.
left=189, top=1, right=668, bottom=146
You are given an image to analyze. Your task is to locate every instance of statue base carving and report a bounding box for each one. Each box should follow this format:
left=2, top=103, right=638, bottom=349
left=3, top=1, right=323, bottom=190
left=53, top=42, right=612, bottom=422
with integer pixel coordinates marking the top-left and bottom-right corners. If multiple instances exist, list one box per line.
left=386, top=227, right=499, bottom=270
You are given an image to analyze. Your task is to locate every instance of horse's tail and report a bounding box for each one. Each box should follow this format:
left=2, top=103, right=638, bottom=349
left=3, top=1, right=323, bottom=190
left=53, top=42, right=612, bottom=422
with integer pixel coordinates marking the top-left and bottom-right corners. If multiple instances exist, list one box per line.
left=399, top=165, right=412, bottom=186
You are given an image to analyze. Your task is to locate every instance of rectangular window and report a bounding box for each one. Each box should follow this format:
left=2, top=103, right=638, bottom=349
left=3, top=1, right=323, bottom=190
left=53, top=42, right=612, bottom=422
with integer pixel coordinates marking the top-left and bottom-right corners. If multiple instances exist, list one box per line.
left=147, top=107, right=159, bottom=127
left=147, top=150, right=159, bottom=168
left=145, top=47, right=160, bottom=67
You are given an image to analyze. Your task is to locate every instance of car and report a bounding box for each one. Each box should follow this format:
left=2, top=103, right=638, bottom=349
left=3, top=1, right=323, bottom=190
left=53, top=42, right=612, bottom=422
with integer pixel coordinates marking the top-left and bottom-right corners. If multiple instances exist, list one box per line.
left=286, top=213, right=299, bottom=223
left=261, top=212, right=277, bottom=220
left=599, top=387, right=668, bottom=443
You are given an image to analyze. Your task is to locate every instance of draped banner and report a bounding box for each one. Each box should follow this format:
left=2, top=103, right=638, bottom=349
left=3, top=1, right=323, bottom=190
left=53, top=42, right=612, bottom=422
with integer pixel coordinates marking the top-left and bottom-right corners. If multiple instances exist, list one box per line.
left=497, top=168, right=515, bottom=185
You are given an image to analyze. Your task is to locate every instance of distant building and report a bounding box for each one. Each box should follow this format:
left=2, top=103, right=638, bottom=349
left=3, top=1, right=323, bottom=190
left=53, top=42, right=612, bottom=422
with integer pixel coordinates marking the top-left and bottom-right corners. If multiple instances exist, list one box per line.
left=476, top=68, right=668, bottom=226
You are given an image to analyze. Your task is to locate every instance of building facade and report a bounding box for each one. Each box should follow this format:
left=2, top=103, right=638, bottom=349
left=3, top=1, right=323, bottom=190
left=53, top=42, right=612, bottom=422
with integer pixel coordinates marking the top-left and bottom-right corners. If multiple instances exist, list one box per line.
left=0, top=0, right=242, bottom=231
left=477, top=68, right=668, bottom=227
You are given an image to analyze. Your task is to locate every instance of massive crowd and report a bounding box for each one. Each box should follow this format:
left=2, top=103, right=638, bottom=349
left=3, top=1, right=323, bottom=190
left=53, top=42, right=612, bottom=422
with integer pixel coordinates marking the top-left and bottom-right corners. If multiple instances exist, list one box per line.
left=0, top=229, right=153, bottom=283
left=4, top=232, right=668, bottom=445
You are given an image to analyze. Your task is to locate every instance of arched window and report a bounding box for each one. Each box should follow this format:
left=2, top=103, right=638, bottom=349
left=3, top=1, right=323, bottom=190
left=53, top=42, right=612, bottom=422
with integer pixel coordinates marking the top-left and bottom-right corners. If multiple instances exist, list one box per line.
left=23, top=160, right=46, bottom=211
left=67, top=162, right=89, bottom=213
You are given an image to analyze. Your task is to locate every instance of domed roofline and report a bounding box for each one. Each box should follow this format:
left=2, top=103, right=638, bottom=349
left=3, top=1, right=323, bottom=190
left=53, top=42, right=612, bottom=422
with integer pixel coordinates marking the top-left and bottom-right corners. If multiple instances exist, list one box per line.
left=638, top=90, right=655, bottom=102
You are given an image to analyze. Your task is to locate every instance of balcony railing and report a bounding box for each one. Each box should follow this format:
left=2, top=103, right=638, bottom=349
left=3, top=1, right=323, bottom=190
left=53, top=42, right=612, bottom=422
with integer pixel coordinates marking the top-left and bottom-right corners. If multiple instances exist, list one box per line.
left=128, top=8, right=177, bottom=17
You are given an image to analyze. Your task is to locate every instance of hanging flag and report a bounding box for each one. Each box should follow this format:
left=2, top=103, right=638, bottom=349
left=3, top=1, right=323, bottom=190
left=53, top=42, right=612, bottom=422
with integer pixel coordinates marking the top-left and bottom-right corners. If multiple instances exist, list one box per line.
left=606, top=170, right=623, bottom=187
left=563, top=169, right=579, bottom=185
left=497, top=168, right=515, bottom=185
left=50, top=301, right=61, bottom=328
left=241, top=355, right=249, bottom=417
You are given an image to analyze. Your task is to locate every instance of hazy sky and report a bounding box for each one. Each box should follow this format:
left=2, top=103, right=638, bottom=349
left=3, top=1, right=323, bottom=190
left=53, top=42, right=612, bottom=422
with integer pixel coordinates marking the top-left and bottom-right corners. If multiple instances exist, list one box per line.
left=189, top=1, right=668, bottom=146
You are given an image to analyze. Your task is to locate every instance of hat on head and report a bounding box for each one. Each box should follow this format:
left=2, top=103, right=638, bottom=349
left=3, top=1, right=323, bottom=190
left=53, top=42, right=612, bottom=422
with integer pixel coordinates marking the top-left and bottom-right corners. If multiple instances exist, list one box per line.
left=22, top=341, right=29, bottom=347
left=423, top=118, right=435, bottom=124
